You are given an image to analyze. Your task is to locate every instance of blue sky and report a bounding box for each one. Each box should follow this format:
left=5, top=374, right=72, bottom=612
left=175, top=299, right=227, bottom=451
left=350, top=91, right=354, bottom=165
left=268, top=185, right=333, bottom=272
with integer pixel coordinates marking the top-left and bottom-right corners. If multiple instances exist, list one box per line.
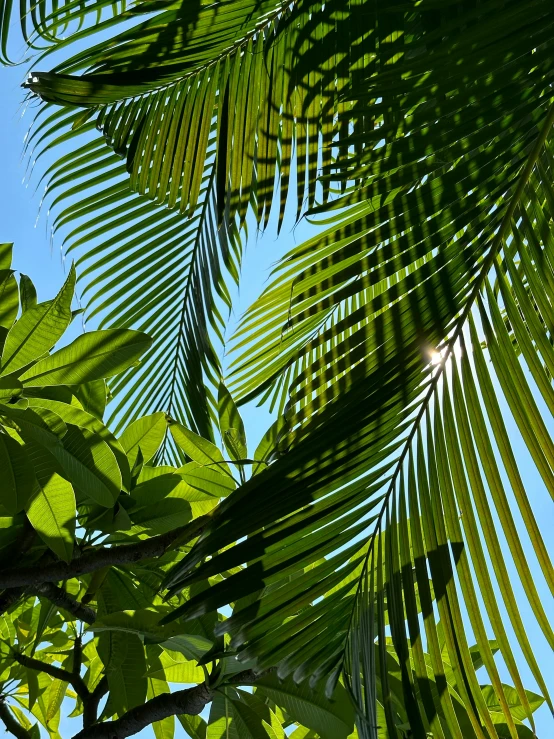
left=1, top=53, right=553, bottom=739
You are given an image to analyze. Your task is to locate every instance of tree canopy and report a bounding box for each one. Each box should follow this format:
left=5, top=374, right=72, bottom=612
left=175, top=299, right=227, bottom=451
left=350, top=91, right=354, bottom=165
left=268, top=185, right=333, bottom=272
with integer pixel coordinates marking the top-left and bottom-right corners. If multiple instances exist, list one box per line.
left=0, top=0, right=553, bottom=738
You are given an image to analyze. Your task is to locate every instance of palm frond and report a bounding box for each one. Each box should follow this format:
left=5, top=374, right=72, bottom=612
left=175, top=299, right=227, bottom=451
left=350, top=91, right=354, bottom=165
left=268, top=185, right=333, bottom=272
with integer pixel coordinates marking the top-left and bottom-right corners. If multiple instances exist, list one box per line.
left=26, top=102, right=242, bottom=457
left=18, top=0, right=381, bottom=447
left=161, top=2, right=554, bottom=736
left=25, top=0, right=377, bottom=230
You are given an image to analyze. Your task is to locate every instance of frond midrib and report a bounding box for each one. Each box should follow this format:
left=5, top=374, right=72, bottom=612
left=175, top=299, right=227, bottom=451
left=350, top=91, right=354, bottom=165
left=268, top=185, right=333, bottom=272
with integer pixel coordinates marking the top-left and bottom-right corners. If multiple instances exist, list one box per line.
left=341, top=96, right=554, bottom=673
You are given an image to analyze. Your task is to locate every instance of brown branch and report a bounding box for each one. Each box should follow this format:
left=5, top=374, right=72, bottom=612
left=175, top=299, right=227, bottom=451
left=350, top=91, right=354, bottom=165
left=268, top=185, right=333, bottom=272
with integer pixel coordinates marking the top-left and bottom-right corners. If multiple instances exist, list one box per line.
left=28, top=583, right=97, bottom=624
left=73, top=635, right=83, bottom=675
left=0, top=518, right=36, bottom=572
left=0, top=516, right=209, bottom=589
left=72, top=669, right=268, bottom=739
left=0, top=698, right=32, bottom=739
left=72, top=683, right=213, bottom=739
left=83, top=676, right=109, bottom=730
left=12, top=652, right=89, bottom=702
left=0, top=588, right=24, bottom=617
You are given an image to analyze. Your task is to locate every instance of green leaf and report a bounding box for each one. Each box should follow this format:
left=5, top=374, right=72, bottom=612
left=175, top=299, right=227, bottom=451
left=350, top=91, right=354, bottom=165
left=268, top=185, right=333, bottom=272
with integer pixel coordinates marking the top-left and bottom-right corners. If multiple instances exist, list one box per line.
left=72, top=379, right=107, bottom=420
left=0, top=375, right=22, bottom=403
left=234, top=690, right=285, bottom=739
left=45, top=676, right=68, bottom=723
left=107, top=633, right=147, bottom=714
left=148, top=676, right=175, bottom=739
left=0, top=432, right=35, bottom=514
left=288, top=728, right=318, bottom=739
left=218, top=382, right=247, bottom=461
left=178, top=714, right=207, bottom=739
left=0, top=264, right=75, bottom=376
left=159, top=635, right=213, bottom=663
left=119, top=412, right=167, bottom=469
left=18, top=329, right=152, bottom=387
left=25, top=472, right=75, bottom=562
left=481, top=684, right=545, bottom=722
left=207, top=692, right=264, bottom=739
left=26, top=397, right=129, bottom=495
left=27, top=668, right=39, bottom=710
left=253, top=675, right=355, bottom=739
left=169, top=422, right=232, bottom=477
left=178, top=462, right=236, bottom=499
left=128, top=497, right=193, bottom=535
left=0, top=244, right=12, bottom=271
left=15, top=415, right=121, bottom=509
left=19, top=274, right=38, bottom=313
left=89, top=610, right=212, bottom=658
left=0, top=271, right=18, bottom=331
left=145, top=647, right=204, bottom=684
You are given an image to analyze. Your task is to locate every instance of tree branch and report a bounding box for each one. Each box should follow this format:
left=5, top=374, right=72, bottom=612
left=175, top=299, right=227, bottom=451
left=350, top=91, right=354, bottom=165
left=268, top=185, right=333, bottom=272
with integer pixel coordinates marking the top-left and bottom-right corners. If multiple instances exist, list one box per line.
left=0, top=698, right=32, bottom=739
left=72, top=682, right=213, bottom=739
left=28, top=583, right=97, bottom=624
left=83, top=676, right=109, bottom=730
left=72, top=669, right=269, bottom=739
left=0, top=516, right=209, bottom=589
left=0, top=588, right=24, bottom=617
left=12, top=652, right=89, bottom=702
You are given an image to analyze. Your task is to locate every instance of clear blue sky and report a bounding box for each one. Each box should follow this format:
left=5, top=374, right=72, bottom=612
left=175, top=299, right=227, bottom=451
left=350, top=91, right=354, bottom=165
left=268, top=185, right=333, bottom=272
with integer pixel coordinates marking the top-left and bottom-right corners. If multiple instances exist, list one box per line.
left=1, top=55, right=552, bottom=739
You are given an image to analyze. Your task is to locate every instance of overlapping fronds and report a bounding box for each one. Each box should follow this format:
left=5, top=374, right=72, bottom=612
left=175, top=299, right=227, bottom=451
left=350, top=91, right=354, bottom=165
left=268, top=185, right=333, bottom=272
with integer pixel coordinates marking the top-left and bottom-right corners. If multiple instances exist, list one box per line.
left=0, top=0, right=151, bottom=63
left=160, top=2, right=554, bottom=736
left=24, top=0, right=378, bottom=229
left=25, top=103, right=242, bottom=456
left=17, top=0, right=385, bottom=442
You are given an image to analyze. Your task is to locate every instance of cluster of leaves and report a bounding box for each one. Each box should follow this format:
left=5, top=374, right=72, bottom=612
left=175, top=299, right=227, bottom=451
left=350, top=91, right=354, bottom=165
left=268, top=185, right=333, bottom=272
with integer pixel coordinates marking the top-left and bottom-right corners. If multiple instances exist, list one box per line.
left=0, top=255, right=545, bottom=739
left=0, top=0, right=553, bottom=737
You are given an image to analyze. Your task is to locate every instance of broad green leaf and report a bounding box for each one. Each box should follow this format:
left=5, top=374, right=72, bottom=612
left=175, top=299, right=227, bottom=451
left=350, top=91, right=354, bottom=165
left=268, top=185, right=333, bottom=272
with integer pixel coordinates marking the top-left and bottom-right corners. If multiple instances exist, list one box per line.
left=178, top=714, right=207, bottom=739
left=288, top=728, right=318, bottom=739
left=148, top=676, right=175, bottom=739
left=90, top=611, right=212, bottom=659
left=15, top=413, right=120, bottom=509
left=45, top=677, right=68, bottom=723
left=10, top=703, right=35, bottom=731
left=27, top=668, right=39, bottom=710
left=128, top=497, right=193, bottom=535
left=72, top=379, right=107, bottom=420
left=159, top=635, right=213, bottom=662
left=0, top=432, right=35, bottom=513
left=19, top=274, right=38, bottom=313
left=0, top=264, right=75, bottom=376
left=107, top=632, right=147, bottom=714
left=0, top=271, right=18, bottom=330
left=25, top=472, right=75, bottom=562
left=0, top=244, right=12, bottom=270
left=218, top=382, right=247, bottom=461
left=26, top=397, right=129, bottom=493
left=234, top=690, right=285, bottom=739
left=481, top=684, right=545, bottom=722
left=253, top=674, right=355, bottom=739
left=207, top=691, right=269, bottom=739
left=120, top=412, right=167, bottom=468
left=130, top=471, right=187, bottom=506
left=19, top=329, right=152, bottom=386
left=97, top=628, right=130, bottom=675
left=170, top=422, right=232, bottom=477
left=146, top=648, right=204, bottom=684
left=0, top=375, right=22, bottom=403
left=178, top=462, right=236, bottom=499
left=50, top=424, right=120, bottom=508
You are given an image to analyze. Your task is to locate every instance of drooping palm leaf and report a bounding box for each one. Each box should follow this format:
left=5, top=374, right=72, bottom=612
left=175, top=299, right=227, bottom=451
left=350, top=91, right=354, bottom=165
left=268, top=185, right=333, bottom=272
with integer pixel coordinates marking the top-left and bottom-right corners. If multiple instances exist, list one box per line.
left=24, top=102, right=242, bottom=454
left=16, top=0, right=381, bottom=444
left=161, top=2, right=554, bottom=737
left=24, top=0, right=377, bottom=228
